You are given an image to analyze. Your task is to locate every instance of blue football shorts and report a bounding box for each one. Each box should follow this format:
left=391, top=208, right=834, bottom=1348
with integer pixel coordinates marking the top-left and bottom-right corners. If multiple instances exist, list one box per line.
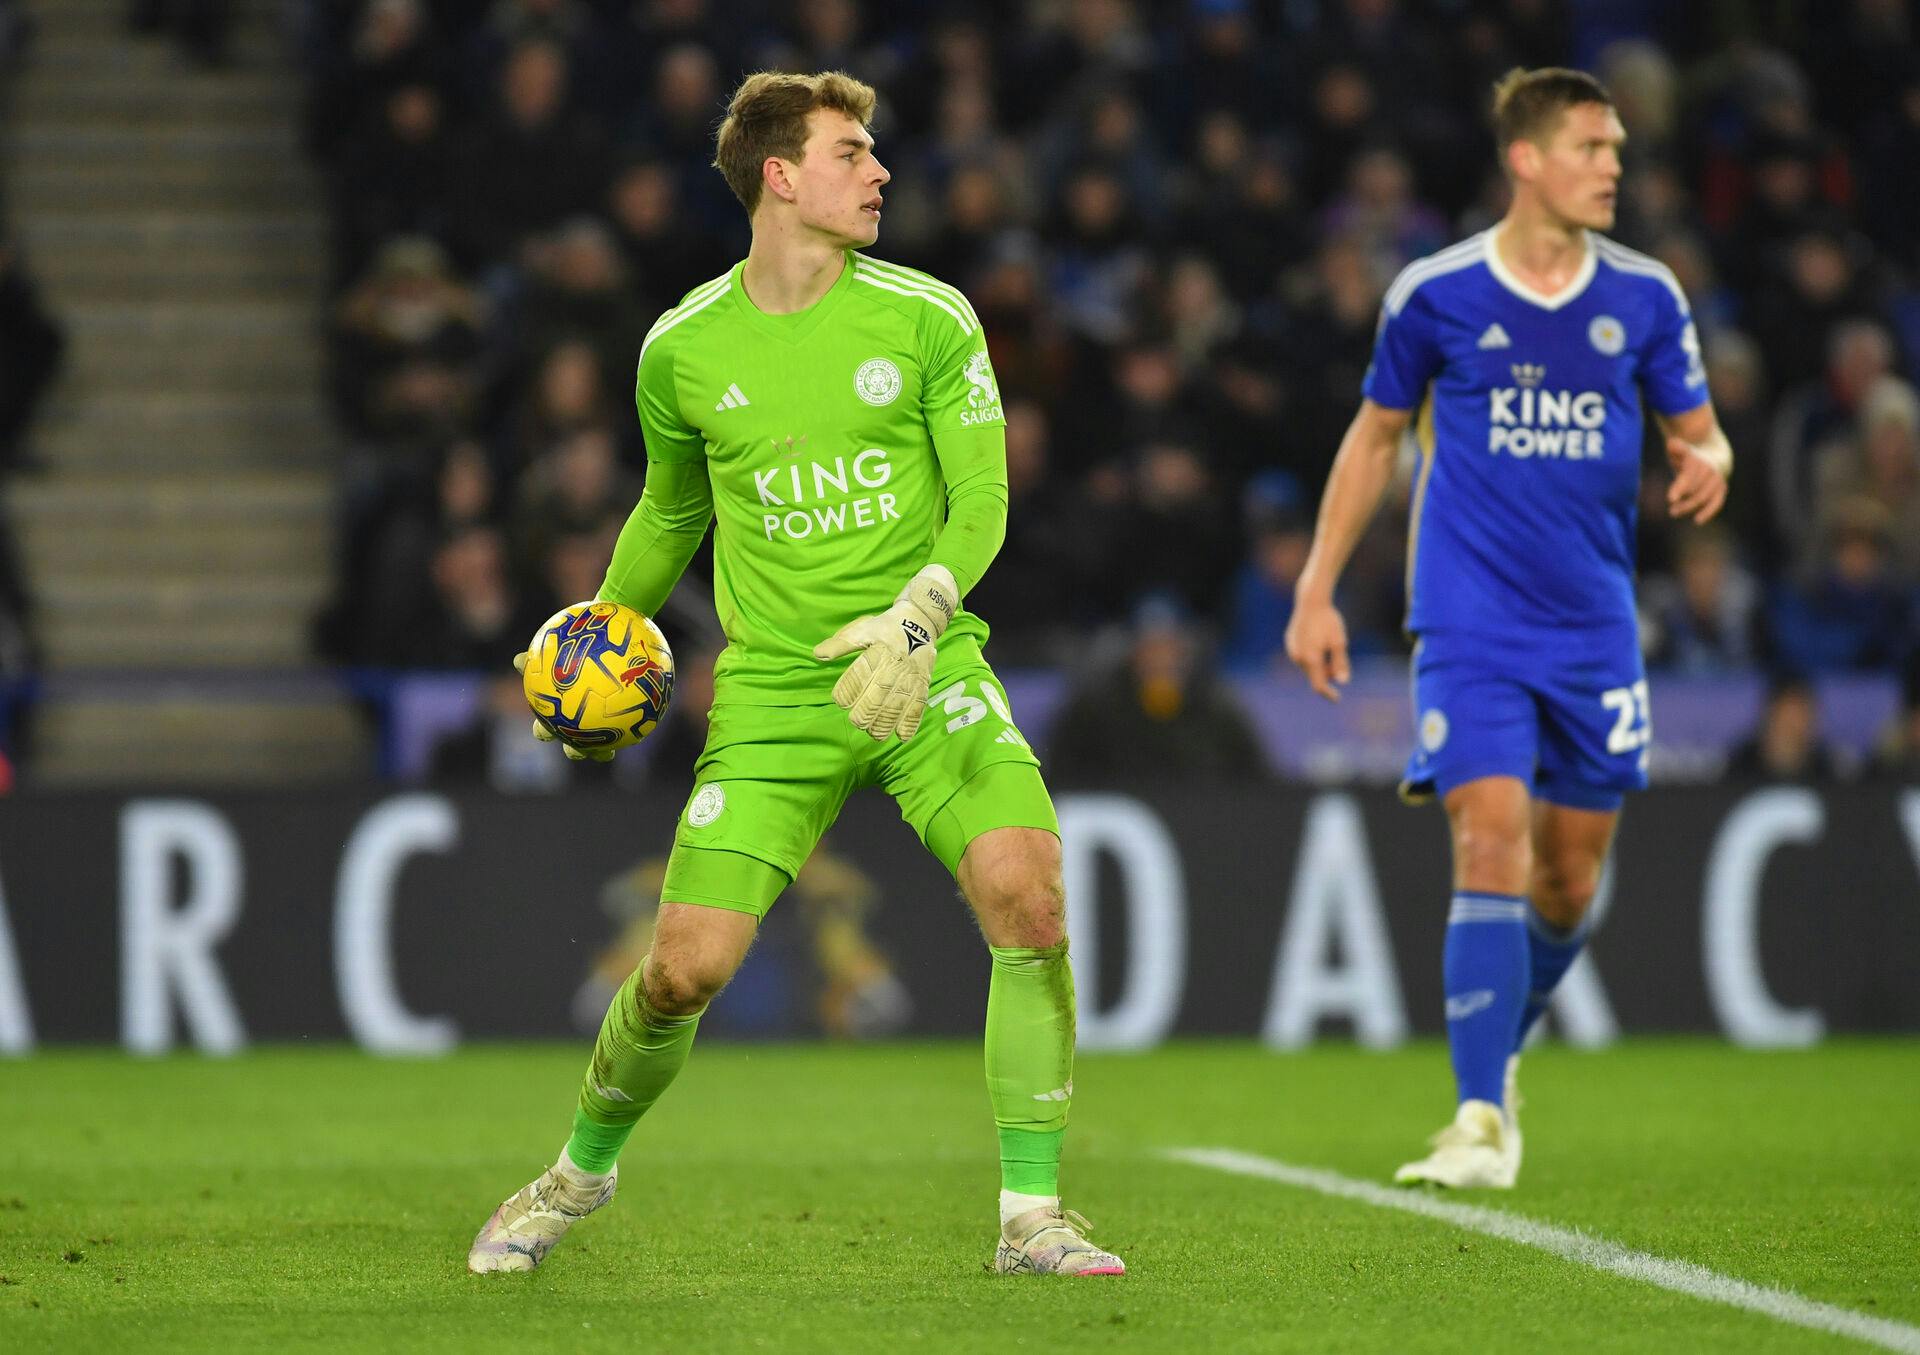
left=1399, top=625, right=1650, bottom=812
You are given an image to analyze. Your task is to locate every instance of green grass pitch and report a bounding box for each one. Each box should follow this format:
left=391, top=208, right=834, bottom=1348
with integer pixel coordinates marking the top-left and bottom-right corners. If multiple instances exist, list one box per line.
left=2, top=1041, right=1917, bottom=1354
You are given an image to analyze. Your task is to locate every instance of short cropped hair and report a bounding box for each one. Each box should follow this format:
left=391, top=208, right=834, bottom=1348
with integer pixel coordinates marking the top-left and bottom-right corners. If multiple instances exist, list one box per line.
left=712, top=70, right=879, bottom=215
left=1491, top=66, right=1615, bottom=153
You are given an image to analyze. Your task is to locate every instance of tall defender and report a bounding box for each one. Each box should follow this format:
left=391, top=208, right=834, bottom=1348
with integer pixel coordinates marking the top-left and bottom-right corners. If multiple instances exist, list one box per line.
left=1287, top=68, right=1732, bottom=1187
left=467, top=70, right=1123, bottom=1275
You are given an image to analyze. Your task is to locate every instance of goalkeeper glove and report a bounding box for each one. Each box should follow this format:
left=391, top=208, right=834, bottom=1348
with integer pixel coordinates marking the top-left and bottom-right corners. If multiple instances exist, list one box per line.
left=512, top=651, right=615, bottom=762
left=813, top=565, right=959, bottom=741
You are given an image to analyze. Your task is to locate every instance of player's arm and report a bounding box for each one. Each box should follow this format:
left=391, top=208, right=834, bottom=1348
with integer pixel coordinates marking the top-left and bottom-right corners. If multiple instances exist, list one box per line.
left=600, top=339, right=714, bottom=613
left=926, top=423, right=1009, bottom=595
left=520, top=338, right=711, bottom=762
left=598, top=458, right=714, bottom=615
left=1285, top=399, right=1411, bottom=701
left=1655, top=402, right=1731, bottom=525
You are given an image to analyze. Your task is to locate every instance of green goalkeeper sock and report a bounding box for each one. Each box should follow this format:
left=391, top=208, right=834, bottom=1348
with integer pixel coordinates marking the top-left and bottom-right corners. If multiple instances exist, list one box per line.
left=984, top=941, right=1075, bottom=1196
left=563, top=959, right=701, bottom=1174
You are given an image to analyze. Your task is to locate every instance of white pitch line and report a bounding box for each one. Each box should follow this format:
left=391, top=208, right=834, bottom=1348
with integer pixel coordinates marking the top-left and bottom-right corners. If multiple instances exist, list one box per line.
left=1167, top=1147, right=1920, bottom=1355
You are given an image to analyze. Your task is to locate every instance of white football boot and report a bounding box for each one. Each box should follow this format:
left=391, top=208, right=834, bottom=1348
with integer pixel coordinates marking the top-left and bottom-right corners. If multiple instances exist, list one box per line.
left=1502, top=1054, right=1524, bottom=1182
left=1393, top=1099, right=1516, bottom=1189
left=468, top=1159, right=617, bottom=1273
left=994, top=1206, right=1127, bottom=1276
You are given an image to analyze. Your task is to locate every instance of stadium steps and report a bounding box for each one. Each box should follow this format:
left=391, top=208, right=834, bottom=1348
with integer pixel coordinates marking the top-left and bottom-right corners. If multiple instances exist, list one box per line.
left=2, top=0, right=370, bottom=783
left=29, top=696, right=368, bottom=787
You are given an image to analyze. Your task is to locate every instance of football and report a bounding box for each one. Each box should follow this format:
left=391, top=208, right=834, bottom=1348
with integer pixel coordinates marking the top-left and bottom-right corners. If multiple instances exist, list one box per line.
left=520, top=600, right=676, bottom=754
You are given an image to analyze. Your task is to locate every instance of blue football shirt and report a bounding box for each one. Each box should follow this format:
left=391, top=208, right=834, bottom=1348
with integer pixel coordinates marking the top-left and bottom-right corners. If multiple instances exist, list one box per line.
left=1363, top=229, right=1708, bottom=639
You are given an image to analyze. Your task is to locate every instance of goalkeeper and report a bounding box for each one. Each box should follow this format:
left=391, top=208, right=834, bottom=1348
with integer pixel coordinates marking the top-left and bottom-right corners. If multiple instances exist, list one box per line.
left=467, top=69, right=1124, bottom=1278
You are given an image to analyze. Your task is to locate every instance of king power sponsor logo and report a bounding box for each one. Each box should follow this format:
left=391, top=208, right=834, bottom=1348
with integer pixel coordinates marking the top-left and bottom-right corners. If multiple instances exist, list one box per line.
left=1488, top=363, right=1608, bottom=460
left=754, top=446, right=901, bottom=541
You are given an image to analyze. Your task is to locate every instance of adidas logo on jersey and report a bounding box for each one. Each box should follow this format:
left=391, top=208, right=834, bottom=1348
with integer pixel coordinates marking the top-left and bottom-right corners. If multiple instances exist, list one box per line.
left=713, top=382, right=751, bottom=412
left=1476, top=323, right=1512, bottom=350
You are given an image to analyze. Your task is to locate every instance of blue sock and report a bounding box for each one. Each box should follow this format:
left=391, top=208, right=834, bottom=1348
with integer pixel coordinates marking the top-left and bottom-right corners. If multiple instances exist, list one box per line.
left=1512, top=907, right=1589, bottom=1053
left=1443, top=892, right=1528, bottom=1106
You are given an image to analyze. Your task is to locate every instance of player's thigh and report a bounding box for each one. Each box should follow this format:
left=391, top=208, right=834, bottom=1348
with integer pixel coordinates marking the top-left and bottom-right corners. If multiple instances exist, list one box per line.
left=663, top=703, right=862, bottom=918
left=1400, top=633, right=1541, bottom=805
left=1533, top=629, right=1649, bottom=814
left=876, top=664, right=1057, bottom=877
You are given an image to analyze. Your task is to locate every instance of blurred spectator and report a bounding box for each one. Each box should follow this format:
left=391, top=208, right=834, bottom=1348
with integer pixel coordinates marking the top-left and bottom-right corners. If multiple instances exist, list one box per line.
left=1641, top=529, right=1760, bottom=674
left=1768, top=319, right=1896, bottom=563
left=604, top=158, right=733, bottom=313
left=329, top=80, right=459, bottom=285
left=513, top=425, right=638, bottom=577
left=962, top=400, right=1076, bottom=664
left=1049, top=592, right=1267, bottom=782
left=1724, top=673, right=1844, bottom=782
left=330, top=236, right=485, bottom=440
left=378, top=523, right=546, bottom=669
left=0, top=234, right=64, bottom=476
left=1698, top=330, right=1774, bottom=557
left=307, top=0, right=445, bottom=169
left=1221, top=471, right=1310, bottom=674
left=1811, top=376, right=1920, bottom=581
left=1319, top=145, right=1448, bottom=281
left=1746, top=228, right=1882, bottom=392
left=1767, top=498, right=1917, bottom=674
left=453, top=38, right=608, bottom=268
left=1044, top=165, right=1153, bottom=345
left=503, top=339, right=614, bottom=467
left=514, top=218, right=652, bottom=402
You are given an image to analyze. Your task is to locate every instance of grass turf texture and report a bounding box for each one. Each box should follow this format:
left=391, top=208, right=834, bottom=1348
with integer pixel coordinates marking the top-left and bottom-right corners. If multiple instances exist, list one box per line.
left=1, top=1041, right=1916, bottom=1354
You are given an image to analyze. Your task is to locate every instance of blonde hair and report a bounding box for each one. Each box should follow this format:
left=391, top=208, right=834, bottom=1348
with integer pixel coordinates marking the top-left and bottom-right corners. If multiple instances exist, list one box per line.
left=1490, top=66, right=1615, bottom=161
left=712, top=70, right=879, bottom=215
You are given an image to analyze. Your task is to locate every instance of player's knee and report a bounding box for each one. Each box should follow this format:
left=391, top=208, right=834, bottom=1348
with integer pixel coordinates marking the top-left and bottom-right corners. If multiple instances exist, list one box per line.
left=1000, top=874, right=1066, bottom=948
left=975, top=870, right=1065, bottom=947
left=1531, top=855, right=1601, bottom=929
left=643, top=949, right=733, bottom=1016
left=1451, top=820, right=1529, bottom=892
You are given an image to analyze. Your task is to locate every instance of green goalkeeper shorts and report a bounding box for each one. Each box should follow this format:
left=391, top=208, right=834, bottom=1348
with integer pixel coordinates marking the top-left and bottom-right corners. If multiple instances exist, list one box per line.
left=660, top=663, right=1056, bottom=917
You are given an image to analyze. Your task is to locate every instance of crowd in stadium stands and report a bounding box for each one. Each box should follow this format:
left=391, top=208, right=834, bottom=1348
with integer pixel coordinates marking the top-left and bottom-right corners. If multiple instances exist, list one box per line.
left=7, top=1, right=1919, bottom=784
left=294, top=0, right=1920, bottom=702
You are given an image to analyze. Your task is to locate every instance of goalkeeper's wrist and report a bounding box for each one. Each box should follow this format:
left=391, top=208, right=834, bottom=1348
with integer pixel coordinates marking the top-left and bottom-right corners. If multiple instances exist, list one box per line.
left=900, top=564, right=960, bottom=639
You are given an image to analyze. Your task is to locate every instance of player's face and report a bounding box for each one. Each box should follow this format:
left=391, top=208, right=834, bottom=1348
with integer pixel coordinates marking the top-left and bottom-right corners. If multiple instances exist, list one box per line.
left=788, top=110, right=891, bottom=248
left=1530, top=102, right=1625, bottom=231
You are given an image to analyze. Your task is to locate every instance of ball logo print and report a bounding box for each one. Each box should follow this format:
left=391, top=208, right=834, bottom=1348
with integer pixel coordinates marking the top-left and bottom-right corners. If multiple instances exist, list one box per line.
left=854, top=357, right=902, bottom=406
left=521, top=601, right=676, bottom=752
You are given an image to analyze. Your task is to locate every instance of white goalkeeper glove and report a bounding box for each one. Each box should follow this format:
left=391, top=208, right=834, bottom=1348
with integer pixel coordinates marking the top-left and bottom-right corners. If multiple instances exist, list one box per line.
left=813, top=565, right=959, bottom=741
left=512, top=651, right=615, bottom=762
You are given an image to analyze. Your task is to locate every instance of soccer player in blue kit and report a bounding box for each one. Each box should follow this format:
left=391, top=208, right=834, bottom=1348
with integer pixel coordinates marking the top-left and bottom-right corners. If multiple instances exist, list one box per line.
left=1286, top=68, right=1732, bottom=1188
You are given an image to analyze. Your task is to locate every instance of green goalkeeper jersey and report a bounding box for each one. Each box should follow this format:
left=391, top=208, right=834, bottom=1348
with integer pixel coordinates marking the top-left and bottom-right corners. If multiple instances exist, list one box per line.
left=601, top=251, right=1010, bottom=706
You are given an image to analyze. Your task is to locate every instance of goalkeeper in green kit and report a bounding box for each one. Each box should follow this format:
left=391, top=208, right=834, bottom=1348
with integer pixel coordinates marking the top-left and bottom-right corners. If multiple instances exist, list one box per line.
left=467, top=70, right=1125, bottom=1278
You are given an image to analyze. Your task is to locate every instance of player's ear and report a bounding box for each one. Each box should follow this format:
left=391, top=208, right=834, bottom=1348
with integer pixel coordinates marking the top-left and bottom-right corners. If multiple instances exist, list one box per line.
left=763, top=155, right=799, bottom=206
left=1505, top=137, right=1540, bottom=183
